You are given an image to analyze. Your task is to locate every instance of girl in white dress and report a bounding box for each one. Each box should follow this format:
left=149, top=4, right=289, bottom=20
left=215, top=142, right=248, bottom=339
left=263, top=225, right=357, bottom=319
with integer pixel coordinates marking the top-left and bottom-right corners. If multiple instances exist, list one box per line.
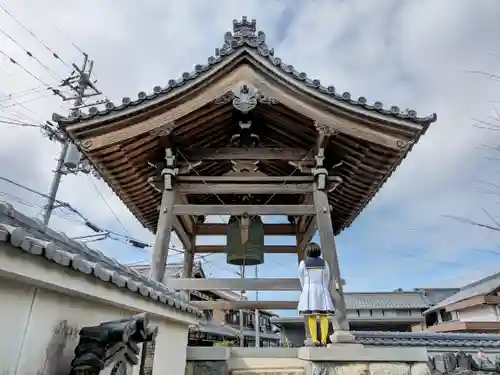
left=298, top=242, right=335, bottom=346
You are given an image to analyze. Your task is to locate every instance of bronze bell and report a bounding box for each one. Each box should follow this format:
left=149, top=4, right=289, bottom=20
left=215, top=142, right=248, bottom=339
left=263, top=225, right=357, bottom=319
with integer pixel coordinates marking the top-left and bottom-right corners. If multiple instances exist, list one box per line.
left=226, top=214, right=265, bottom=266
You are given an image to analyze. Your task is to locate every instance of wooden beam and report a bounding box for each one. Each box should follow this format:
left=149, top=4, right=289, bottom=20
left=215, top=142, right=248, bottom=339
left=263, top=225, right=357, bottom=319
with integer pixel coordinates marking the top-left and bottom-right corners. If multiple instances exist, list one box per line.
left=164, top=278, right=302, bottom=291
left=173, top=216, right=191, bottom=249
left=196, top=223, right=296, bottom=235
left=445, top=296, right=486, bottom=312
left=177, top=175, right=316, bottom=183
left=191, top=300, right=298, bottom=310
left=181, top=147, right=314, bottom=162
left=299, top=217, right=317, bottom=250
left=172, top=205, right=316, bottom=216
left=176, top=182, right=313, bottom=195
left=485, top=295, right=500, bottom=305
left=194, top=245, right=297, bottom=254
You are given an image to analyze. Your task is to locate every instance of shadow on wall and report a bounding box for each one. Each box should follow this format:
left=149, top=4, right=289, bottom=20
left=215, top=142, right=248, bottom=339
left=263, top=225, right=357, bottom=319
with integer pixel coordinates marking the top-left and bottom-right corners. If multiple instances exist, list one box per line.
left=38, top=320, right=79, bottom=375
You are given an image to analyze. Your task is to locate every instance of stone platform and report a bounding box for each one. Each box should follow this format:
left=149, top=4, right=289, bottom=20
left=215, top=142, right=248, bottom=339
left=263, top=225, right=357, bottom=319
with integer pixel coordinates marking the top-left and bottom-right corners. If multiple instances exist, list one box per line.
left=185, top=345, right=429, bottom=375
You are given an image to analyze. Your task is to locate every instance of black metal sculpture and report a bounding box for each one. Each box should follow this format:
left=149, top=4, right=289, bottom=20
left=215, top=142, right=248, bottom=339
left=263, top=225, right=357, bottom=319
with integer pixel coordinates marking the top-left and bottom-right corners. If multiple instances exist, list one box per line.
left=69, top=313, right=158, bottom=375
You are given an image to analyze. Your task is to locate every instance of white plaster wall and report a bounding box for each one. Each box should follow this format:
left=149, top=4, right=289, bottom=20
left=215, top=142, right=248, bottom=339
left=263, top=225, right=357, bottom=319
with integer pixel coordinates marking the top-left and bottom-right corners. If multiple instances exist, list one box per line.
left=153, top=320, right=189, bottom=375
left=459, top=305, right=499, bottom=322
left=0, top=277, right=190, bottom=375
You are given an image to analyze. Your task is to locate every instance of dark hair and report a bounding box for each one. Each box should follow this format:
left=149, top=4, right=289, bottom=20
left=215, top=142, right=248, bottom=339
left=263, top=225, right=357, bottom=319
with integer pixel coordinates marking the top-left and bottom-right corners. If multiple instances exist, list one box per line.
left=306, top=242, right=322, bottom=258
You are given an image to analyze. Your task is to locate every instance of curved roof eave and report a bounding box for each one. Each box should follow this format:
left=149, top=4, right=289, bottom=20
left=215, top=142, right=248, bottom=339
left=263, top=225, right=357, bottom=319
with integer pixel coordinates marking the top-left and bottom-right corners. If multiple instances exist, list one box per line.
left=53, top=17, right=436, bottom=129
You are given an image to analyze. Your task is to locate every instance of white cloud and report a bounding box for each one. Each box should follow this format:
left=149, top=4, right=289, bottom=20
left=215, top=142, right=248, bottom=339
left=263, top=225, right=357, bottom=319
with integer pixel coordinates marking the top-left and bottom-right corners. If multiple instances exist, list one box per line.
left=1, top=0, right=500, bottom=290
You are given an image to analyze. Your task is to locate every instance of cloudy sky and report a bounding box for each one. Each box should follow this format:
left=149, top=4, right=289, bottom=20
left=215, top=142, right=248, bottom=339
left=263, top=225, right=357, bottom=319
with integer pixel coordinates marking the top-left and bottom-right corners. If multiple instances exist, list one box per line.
left=1, top=0, right=500, bottom=312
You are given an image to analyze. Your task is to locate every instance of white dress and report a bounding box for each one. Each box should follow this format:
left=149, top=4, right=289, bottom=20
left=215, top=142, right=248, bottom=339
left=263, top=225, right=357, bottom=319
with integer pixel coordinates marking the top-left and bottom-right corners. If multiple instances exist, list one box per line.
left=297, top=259, right=335, bottom=315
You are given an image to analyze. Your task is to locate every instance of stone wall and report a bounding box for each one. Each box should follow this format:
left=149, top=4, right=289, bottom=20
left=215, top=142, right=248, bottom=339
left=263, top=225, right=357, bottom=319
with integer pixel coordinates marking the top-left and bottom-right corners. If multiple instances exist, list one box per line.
left=428, top=352, right=500, bottom=374
left=185, top=346, right=429, bottom=375
left=185, top=360, right=428, bottom=375
left=185, top=348, right=500, bottom=375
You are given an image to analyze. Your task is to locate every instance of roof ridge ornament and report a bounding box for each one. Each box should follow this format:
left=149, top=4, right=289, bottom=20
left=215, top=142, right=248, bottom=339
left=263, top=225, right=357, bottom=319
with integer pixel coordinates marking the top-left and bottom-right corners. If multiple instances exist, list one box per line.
left=217, top=16, right=272, bottom=57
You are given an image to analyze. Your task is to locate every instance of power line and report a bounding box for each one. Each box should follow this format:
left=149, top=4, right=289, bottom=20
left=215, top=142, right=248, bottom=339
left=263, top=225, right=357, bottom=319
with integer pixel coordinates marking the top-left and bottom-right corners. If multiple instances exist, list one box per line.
left=0, top=2, right=73, bottom=70
left=88, top=176, right=131, bottom=236
left=0, top=118, right=41, bottom=128
left=0, top=87, right=48, bottom=122
left=0, top=48, right=50, bottom=86
left=0, top=177, right=154, bottom=252
left=0, top=27, right=64, bottom=81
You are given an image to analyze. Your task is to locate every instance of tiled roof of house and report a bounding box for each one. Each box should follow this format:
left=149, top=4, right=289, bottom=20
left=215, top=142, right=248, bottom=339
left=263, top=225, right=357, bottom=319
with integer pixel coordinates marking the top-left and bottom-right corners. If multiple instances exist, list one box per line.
left=129, top=262, right=243, bottom=302
left=129, top=262, right=204, bottom=279
left=425, top=272, right=500, bottom=314
left=0, top=201, right=202, bottom=317
left=345, top=291, right=431, bottom=309
left=353, top=331, right=500, bottom=348
left=53, top=17, right=436, bottom=126
left=420, top=288, right=461, bottom=305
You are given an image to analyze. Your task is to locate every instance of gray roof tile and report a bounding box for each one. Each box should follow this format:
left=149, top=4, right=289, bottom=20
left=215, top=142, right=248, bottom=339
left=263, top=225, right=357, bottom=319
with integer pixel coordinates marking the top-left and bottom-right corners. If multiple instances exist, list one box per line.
left=352, top=331, right=500, bottom=348
left=0, top=201, right=203, bottom=318
left=53, top=17, right=437, bottom=126
left=345, top=292, right=431, bottom=309
left=425, top=272, right=500, bottom=314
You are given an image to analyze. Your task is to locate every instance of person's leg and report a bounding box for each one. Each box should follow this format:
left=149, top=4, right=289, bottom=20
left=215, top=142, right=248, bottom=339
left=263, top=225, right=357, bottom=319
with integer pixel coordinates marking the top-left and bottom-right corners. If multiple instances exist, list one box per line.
left=307, top=315, right=318, bottom=344
left=319, top=314, right=329, bottom=345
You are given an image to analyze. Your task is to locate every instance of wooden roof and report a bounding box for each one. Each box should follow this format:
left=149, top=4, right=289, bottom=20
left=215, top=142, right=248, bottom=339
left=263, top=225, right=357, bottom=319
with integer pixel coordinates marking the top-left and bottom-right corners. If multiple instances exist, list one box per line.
left=55, top=17, right=436, bottom=236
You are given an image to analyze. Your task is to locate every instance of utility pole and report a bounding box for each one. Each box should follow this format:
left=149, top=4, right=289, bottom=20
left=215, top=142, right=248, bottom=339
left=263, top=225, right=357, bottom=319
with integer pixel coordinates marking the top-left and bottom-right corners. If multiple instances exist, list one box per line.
left=42, top=53, right=105, bottom=226
left=254, top=264, right=260, bottom=348
left=238, top=264, right=245, bottom=347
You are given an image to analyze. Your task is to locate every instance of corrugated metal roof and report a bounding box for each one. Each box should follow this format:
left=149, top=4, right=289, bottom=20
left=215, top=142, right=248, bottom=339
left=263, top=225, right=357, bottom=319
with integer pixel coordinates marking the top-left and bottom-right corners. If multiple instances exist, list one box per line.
left=0, top=201, right=202, bottom=317
left=345, top=292, right=431, bottom=309
left=425, top=272, right=500, bottom=314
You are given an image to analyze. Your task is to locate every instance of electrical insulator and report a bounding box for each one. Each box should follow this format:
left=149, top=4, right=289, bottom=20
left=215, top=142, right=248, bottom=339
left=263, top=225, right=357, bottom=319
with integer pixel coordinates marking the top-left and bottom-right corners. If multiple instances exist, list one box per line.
left=64, top=143, right=82, bottom=169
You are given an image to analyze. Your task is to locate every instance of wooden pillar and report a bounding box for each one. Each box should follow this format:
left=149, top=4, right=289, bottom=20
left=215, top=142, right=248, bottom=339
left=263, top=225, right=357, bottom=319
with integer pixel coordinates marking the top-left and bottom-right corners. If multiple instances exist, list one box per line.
left=313, top=185, right=348, bottom=330
left=150, top=149, right=176, bottom=283
left=182, top=246, right=195, bottom=279
left=182, top=233, right=196, bottom=300
left=312, top=147, right=349, bottom=331
left=295, top=220, right=311, bottom=344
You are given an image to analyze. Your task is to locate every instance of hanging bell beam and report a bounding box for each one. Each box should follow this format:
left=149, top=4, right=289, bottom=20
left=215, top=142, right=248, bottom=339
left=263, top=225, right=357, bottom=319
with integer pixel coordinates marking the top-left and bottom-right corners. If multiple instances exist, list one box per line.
left=176, top=182, right=313, bottom=195
left=164, top=278, right=302, bottom=291
left=180, top=147, right=315, bottom=162
left=172, top=204, right=317, bottom=216
left=177, top=175, right=320, bottom=183
left=194, top=245, right=296, bottom=254
left=196, top=223, right=297, bottom=235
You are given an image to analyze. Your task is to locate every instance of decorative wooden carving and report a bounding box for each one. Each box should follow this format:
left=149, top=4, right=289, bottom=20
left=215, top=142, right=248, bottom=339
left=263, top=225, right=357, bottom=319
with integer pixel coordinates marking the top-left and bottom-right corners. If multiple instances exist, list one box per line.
left=68, top=313, right=158, bottom=375
left=149, top=122, right=175, bottom=138
left=314, top=121, right=338, bottom=137
left=214, top=83, right=278, bottom=113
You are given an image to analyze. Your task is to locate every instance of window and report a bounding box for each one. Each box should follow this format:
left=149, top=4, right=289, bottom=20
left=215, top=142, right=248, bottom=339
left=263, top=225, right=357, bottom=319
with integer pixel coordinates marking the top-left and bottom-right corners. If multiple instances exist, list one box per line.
left=396, top=310, right=410, bottom=316
left=225, top=311, right=240, bottom=325
left=204, top=311, right=213, bottom=321
left=441, top=311, right=454, bottom=322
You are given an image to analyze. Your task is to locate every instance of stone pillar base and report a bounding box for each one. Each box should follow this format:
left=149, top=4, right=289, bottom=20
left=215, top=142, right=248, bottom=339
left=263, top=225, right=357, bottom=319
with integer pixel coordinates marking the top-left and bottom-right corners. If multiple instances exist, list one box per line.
left=329, top=330, right=356, bottom=343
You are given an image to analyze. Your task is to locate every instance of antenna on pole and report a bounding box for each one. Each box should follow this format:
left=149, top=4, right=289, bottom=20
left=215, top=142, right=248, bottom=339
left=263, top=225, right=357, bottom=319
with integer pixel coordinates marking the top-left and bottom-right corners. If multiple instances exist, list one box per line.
left=42, top=53, right=104, bottom=227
